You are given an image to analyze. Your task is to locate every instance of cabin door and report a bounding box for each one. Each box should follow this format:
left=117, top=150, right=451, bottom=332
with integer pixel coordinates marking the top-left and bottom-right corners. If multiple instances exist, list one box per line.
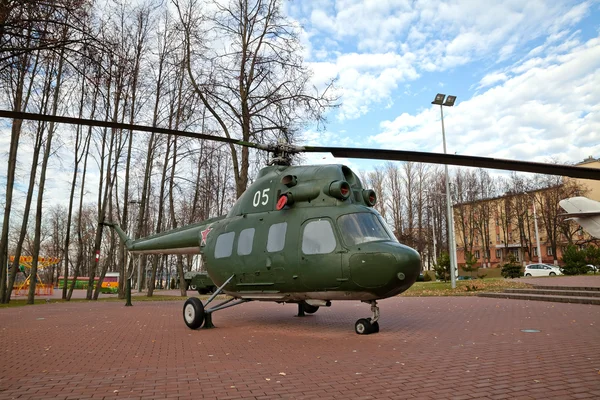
left=299, top=218, right=343, bottom=290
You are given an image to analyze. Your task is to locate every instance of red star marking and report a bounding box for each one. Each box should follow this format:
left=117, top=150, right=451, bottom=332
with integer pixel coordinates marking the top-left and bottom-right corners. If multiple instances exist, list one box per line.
left=200, top=226, right=212, bottom=246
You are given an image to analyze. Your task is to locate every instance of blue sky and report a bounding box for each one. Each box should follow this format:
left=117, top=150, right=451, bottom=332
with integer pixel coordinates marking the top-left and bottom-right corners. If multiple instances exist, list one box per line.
left=285, top=0, right=600, bottom=171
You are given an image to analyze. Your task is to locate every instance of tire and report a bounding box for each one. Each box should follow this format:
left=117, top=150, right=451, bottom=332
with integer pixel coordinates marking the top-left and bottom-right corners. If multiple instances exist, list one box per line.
left=355, top=318, right=373, bottom=335
left=189, top=284, right=197, bottom=290
left=549, top=272, right=556, bottom=276
left=367, top=318, right=379, bottom=333
left=183, top=298, right=205, bottom=329
left=525, top=273, right=532, bottom=276
left=302, top=303, right=319, bottom=314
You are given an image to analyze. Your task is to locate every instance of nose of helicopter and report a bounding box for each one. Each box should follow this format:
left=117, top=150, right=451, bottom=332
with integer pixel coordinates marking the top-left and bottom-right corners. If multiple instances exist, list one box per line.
left=393, top=244, right=421, bottom=284
left=348, top=242, right=421, bottom=296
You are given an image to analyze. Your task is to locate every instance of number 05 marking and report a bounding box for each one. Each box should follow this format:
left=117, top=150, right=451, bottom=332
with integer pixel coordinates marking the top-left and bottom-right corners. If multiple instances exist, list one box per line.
left=252, top=188, right=270, bottom=207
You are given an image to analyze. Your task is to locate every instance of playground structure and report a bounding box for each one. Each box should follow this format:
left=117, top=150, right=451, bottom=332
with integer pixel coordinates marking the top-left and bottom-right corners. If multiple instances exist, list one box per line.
left=9, top=256, right=60, bottom=296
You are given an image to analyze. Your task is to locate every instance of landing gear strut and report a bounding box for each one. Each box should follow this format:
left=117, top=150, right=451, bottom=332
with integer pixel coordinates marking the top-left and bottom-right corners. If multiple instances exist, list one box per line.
left=355, top=300, right=380, bottom=335
left=183, top=274, right=249, bottom=330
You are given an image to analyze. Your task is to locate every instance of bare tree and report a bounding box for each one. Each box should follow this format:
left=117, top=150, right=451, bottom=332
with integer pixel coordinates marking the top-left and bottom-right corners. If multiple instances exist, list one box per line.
left=175, top=0, right=338, bottom=197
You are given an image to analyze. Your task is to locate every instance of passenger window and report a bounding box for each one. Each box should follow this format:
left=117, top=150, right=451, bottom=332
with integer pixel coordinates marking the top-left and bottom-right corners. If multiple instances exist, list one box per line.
left=237, top=228, right=255, bottom=256
left=214, top=232, right=235, bottom=259
left=302, top=220, right=336, bottom=255
left=267, top=222, right=287, bottom=252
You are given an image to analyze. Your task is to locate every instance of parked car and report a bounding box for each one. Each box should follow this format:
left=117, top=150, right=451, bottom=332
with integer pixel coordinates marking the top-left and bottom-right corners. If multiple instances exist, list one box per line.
left=586, top=264, right=598, bottom=273
left=524, top=263, right=563, bottom=277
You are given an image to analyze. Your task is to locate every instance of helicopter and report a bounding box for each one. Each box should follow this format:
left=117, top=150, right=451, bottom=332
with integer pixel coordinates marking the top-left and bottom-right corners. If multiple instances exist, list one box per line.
left=2, top=110, right=600, bottom=335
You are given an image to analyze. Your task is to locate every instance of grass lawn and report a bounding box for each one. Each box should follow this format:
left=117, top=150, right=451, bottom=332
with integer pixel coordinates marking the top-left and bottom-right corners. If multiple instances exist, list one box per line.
left=401, top=277, right=532, bottom=297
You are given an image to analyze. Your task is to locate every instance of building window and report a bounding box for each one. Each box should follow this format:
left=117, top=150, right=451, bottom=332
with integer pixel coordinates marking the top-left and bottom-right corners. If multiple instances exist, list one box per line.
left=508, top=232, right=513, bottom=241
left=237, top=228, right=255, bottom=256
left=533, top=247, right=538, bottom=256
left=496, top=234, right=500, bottom=242
left=302, top=220, right=337, bottom=255
left=215, top=232, right=235, bottom=259
left=475, top=250, right=480, bottom=259
left=546, top=247, right=553, bottom=256
left=267, top=222, right=287, bottom=252
left=475, top=236, right=479, bottom=245
left=484, top=250, right=490, bottom=259
left=496, top=249, right=502, bottom=259
left=510, top=249, right=520, bottom=261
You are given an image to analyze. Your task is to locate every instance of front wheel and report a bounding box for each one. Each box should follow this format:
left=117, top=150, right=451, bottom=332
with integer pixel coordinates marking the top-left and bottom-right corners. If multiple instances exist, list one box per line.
left=355, top=318, right=373, bottom=335
left=183, top=298, right=205, bottom=329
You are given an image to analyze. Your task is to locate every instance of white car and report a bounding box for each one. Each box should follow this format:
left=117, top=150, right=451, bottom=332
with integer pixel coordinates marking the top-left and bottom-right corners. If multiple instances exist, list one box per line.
left=524, top=263, right=563, bottom=277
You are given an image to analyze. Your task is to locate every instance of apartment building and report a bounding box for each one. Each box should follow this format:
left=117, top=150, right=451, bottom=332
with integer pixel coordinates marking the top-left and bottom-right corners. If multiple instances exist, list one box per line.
left=453, top=157, right=600, bottom=268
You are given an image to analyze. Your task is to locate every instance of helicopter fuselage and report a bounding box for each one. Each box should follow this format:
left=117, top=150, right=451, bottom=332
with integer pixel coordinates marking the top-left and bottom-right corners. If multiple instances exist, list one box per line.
left=118, top=164, right=421, bottom=303
left=199, top=164, right=421, bottom=303
left=203, top=204, right=420, bottom=302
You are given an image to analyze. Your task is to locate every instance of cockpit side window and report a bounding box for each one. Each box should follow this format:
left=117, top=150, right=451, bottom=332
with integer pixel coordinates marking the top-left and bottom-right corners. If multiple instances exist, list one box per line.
left=267, top=222, right=287, bottom=252
left=215, top=232, right=235, bottom=259
left=237, top=228, right=255, bottom=256
left=337, top=213, right=391, bottom=246
left=302, top=219, right=336, bottom=255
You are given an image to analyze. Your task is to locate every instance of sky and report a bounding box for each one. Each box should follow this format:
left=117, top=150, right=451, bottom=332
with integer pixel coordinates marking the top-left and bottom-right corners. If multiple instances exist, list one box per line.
left=285, top=0, right=600, bottom=171
left=2, top=0, right=600, bottom=211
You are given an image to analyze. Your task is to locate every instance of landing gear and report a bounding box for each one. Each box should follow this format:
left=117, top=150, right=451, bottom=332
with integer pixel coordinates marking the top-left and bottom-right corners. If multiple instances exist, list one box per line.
left=303, top=303, right=319, bottom=314
left=182, top=274, right=249, bottom=330
left=183, top=298, right=205, bottom=329
left=296, top=301, right=321, bottom=317
left=355, top=300, right=380, bottom=335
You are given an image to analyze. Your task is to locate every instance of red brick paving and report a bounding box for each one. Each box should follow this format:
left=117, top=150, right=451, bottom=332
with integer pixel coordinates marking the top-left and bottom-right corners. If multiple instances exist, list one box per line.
left=1, top=296, right=600, bottom=399
left=520, top=275, right=600, bottom=287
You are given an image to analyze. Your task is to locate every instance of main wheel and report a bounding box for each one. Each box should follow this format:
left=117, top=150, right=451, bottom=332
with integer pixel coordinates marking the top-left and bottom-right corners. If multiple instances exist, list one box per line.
left=549, top=272, right=556, bottom=276
left=183, top=298, right=205, bottom=329
left=367, top=318, right=379, bottom=333
left=525, top=273, right=532, bottom=276
left=355, top=318, right=373, bottom=335
left=302, top=303, right=320, bottom=314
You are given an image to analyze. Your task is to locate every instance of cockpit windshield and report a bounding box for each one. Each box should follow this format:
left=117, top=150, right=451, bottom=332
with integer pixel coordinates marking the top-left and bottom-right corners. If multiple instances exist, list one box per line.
left=337, top=212, right=395, bottom=246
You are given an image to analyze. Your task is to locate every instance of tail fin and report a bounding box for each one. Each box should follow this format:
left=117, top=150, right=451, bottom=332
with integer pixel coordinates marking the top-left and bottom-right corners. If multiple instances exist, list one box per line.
left=559, top=197, right=600, bottom=238
left=102, top=222, right=133, bottom=249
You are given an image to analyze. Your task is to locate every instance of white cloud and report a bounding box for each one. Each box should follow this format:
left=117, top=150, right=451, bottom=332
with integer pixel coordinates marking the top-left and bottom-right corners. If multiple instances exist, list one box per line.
left=370, top=36, right=600, bottom=165
left=296, top=0, right=594, bottom=120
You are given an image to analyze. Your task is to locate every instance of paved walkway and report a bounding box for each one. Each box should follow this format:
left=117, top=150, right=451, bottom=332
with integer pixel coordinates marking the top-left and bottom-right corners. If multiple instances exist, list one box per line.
left=520, top=274, right=600, bottom=287
left=1, top=295, right=599, bottom=399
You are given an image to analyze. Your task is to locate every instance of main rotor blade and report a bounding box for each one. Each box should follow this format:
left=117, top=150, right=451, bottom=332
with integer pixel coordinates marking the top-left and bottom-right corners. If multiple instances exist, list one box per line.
left=304, top=146, right=600, bottom=181
left=0, top=110, right=261, bottom=149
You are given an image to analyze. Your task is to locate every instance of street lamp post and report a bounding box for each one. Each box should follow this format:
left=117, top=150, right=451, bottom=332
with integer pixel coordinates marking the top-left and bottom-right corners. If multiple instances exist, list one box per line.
left=432, top=93, right=458, bottom=289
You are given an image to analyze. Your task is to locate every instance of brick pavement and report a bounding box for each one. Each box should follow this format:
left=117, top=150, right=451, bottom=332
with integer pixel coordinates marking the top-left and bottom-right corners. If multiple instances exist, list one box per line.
left=520, top=275, right=600, bottom=288
left=1, top=296, right=599, bottom=399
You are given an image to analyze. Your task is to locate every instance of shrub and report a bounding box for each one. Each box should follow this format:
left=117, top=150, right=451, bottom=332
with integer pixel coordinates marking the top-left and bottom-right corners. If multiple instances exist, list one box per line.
left=500, top=254, right=522, bottom=279
left=561, top=245, right=589, bottom=275
left=434, top=252, right=451, bottom=281
left=462, top=252, right=478, bottom=278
